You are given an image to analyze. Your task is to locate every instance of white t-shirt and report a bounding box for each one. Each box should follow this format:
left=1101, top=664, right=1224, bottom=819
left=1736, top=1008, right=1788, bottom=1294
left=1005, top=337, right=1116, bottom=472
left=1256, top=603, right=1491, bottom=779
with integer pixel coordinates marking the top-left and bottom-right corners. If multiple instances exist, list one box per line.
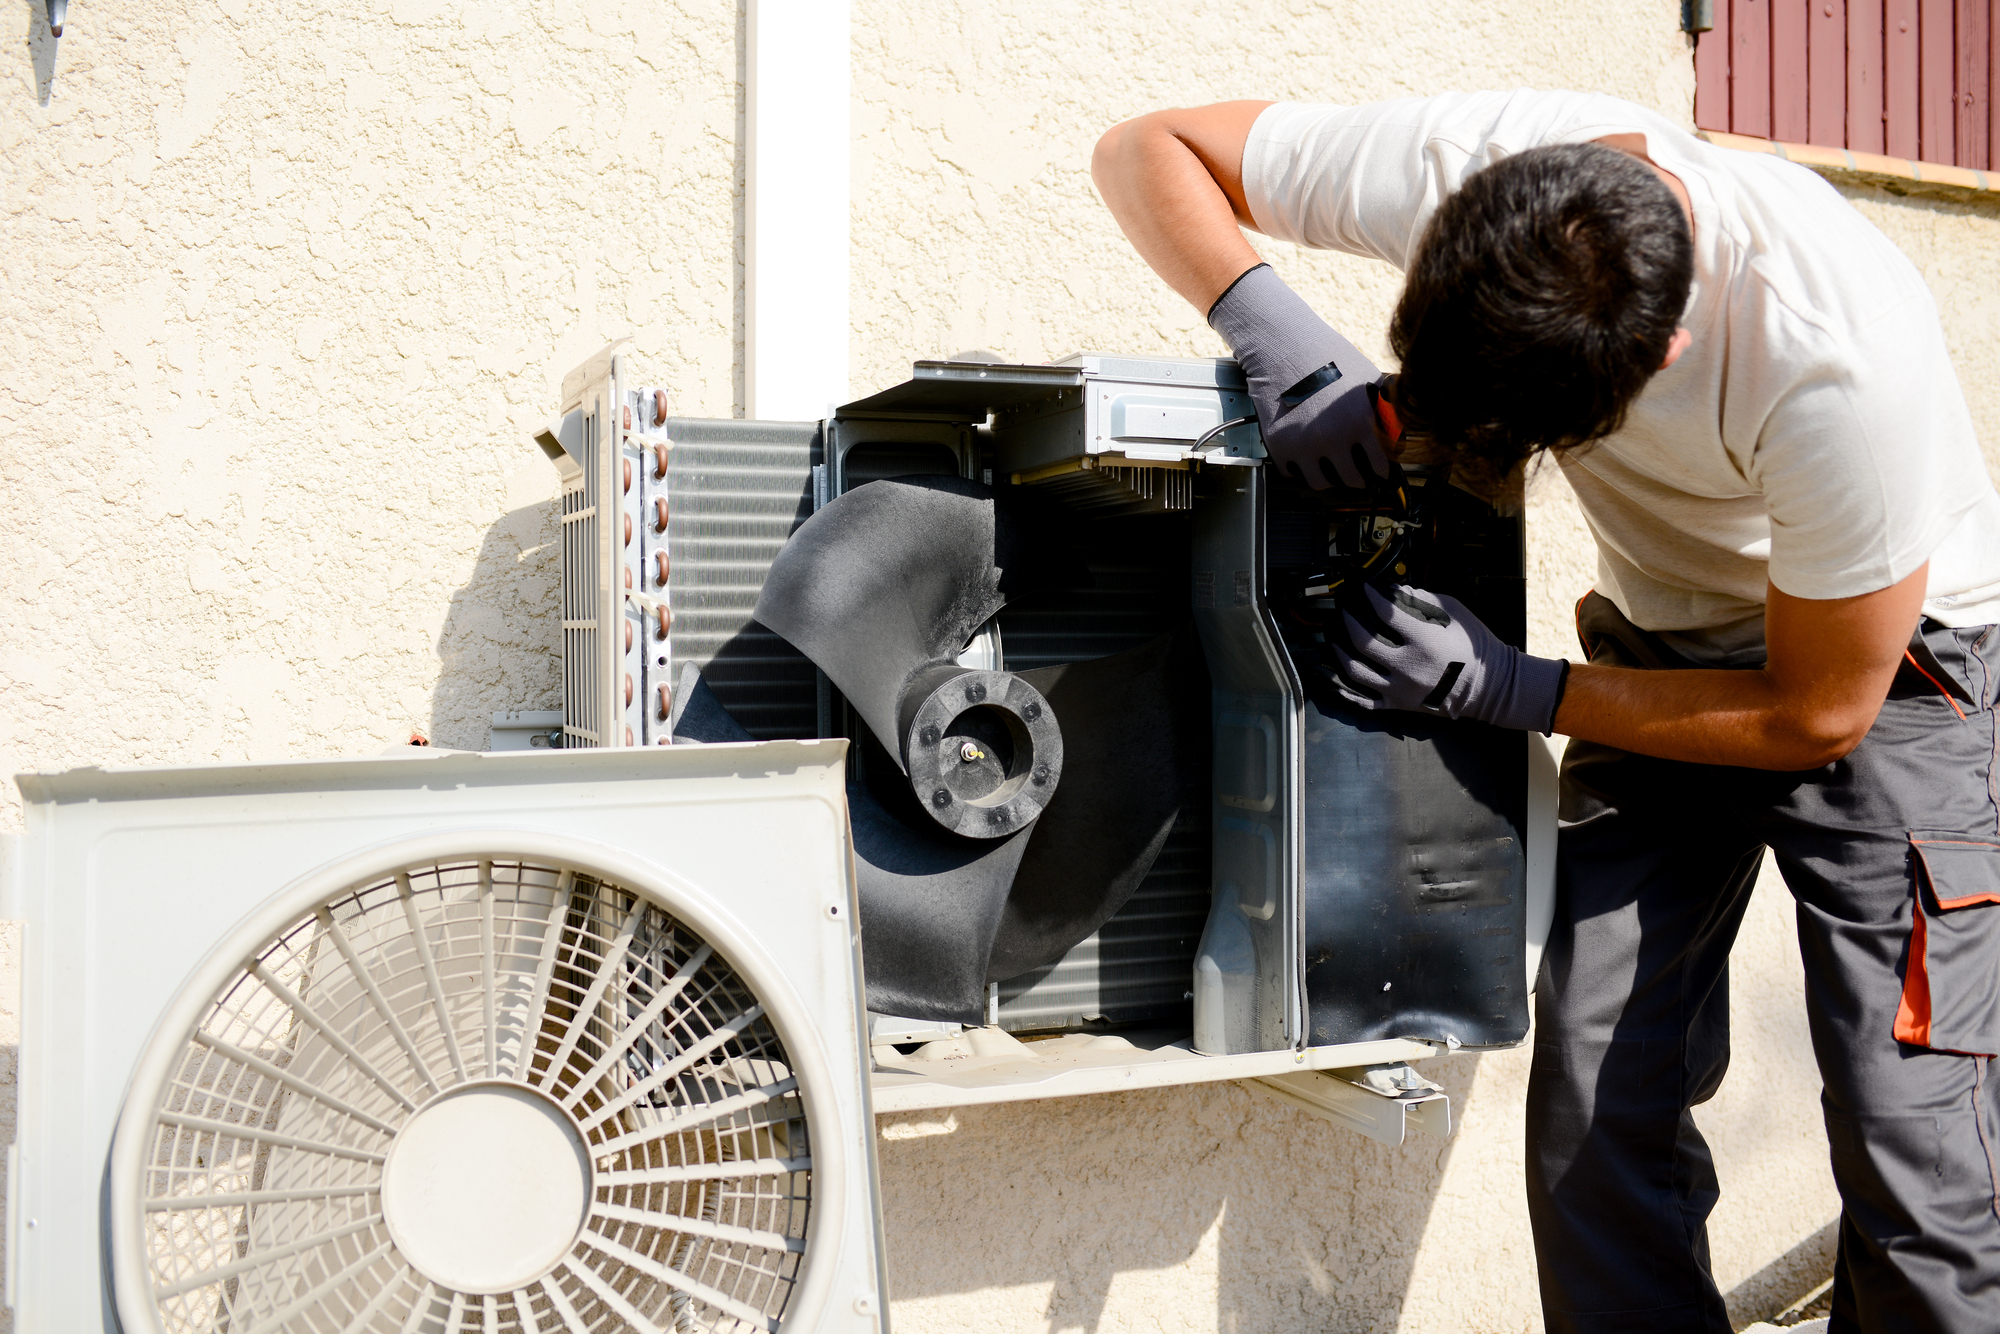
left=1242, top=90, right=2000, bottom=663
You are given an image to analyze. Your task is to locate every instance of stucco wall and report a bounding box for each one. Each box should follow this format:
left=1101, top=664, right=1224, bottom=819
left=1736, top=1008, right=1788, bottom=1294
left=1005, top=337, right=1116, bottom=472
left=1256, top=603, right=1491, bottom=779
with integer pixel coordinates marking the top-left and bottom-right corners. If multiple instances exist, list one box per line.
left=4, top=1, right=1996, bottom=1330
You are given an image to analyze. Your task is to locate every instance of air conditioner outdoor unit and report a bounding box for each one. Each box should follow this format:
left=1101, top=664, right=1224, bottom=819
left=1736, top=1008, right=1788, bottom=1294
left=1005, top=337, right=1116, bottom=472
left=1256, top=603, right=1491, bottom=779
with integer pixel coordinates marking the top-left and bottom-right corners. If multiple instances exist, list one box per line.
left=539, top=343, right=1558, bottom=1119
left=6, top=744, right=887, bottom=1333
left=3, top=335, right=1561, bottom=1331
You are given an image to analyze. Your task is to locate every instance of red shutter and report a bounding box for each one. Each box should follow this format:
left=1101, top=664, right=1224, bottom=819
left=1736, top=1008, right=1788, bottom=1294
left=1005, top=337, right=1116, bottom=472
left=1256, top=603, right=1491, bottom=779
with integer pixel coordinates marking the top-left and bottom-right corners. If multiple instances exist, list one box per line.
left=1921, top=0, right=1957, bottom=160
left=1698, top=2, right=1734, bottom=130
left=1735, top=0, right=1775, bottom=137
left=1850, top=0, right=1888, bottom=152
left=1774, top=0, right=1812, bottom=140
left=1809, top=0, right=1848, bottom=146
left=1695, top=0, right=1998, bottom=169
left=1961, top=0, right=1992, bottom=166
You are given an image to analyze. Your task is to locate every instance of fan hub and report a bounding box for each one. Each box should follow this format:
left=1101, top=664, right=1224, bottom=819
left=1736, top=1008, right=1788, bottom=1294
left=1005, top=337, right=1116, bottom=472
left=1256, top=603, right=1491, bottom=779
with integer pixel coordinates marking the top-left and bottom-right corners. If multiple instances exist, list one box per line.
left=381, top=1080, right=593, bottom=1295
left=903, top=668, right=1063, bottom=838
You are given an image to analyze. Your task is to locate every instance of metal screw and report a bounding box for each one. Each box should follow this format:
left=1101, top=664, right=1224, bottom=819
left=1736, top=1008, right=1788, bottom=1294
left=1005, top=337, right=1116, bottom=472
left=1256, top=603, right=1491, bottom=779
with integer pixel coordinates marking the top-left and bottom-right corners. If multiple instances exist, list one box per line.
left=959, top=741, right=985, bottom=762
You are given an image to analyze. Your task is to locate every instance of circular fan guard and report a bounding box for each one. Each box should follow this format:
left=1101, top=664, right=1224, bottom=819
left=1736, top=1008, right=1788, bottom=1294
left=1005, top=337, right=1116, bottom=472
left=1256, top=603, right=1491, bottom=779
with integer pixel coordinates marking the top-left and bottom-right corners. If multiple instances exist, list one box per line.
left=132, top=856, right=812, bottom=1333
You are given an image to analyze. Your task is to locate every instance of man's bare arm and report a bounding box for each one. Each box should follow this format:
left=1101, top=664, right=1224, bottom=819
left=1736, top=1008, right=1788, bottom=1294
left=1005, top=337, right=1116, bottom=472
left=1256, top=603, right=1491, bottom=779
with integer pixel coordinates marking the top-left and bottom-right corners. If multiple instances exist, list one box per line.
left=1553, top=566, right=1928, bottom=769
left=1091, top=102, right=1272, bottom=311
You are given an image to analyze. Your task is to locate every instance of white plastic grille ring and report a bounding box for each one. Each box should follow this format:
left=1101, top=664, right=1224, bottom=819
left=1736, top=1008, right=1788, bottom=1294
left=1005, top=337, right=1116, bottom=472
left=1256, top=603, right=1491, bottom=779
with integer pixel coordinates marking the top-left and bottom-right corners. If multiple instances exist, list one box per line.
left=136, top=857, right=811, bottom=1333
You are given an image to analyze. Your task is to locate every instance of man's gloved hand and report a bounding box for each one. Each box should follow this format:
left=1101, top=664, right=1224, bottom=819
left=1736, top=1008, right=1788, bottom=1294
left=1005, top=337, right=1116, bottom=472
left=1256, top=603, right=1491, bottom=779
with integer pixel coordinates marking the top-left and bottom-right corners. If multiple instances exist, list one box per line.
left=1325, top=584, right=1569, bottom=735
left=1207, top=262, right=1388, bottom=490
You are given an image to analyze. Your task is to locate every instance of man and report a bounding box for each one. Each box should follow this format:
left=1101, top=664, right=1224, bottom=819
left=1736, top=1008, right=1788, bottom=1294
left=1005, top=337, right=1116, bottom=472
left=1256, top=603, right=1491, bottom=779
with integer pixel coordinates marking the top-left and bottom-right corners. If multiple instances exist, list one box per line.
left=1092, top=91, right=2000, bottom=1332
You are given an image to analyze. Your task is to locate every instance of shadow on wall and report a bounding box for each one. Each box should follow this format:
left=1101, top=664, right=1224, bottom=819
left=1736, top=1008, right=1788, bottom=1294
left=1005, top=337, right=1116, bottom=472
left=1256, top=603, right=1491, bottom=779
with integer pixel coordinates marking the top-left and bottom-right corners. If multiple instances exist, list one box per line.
left=22, top=0, right=58, bottom=107
left=427, top=497, right=562, bottom=751
left=876, top=1055, right=1482, bottom=1334
left=1723, top=1217, right=1838, bottom=1328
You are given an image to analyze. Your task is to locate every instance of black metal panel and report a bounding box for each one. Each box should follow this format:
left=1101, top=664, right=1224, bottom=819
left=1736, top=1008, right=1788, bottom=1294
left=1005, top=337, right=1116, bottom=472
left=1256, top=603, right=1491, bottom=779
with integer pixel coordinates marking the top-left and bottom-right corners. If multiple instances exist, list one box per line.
left=841, top=442, right=959, bottom=488
left=1268, top=476, right=1530, bottom=1049
left=992, top=510, right=1212, bottom=1033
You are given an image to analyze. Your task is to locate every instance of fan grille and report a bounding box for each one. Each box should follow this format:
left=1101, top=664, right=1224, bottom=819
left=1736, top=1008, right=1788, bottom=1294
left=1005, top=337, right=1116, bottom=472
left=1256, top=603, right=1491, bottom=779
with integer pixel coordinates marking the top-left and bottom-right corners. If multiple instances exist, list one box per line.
left=138, top=857, right=811, bottom=1333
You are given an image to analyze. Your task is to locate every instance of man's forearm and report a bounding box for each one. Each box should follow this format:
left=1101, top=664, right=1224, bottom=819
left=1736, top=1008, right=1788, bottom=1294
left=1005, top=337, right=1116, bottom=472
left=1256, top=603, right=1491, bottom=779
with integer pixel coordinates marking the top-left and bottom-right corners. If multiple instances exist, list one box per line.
left=1091, top=104, right=1270, bottom=310
left=1551, top=572, right=1927, bottom=770
left=1553, top=662, right=1881, bottom=770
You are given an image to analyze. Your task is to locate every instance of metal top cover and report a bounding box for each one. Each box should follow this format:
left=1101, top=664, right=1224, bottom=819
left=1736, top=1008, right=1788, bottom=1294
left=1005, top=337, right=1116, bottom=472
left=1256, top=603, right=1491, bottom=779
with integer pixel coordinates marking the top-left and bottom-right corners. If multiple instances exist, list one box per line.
left=1048, top=352, right=1248, bottom=390
left=835, top=353, right=1248, bottom=423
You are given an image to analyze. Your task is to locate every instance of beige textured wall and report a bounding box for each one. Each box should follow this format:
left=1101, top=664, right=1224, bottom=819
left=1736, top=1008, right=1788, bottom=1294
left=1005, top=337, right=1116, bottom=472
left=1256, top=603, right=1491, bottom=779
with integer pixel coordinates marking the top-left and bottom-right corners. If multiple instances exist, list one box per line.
left=3, top=0, right=1994, bottom=1330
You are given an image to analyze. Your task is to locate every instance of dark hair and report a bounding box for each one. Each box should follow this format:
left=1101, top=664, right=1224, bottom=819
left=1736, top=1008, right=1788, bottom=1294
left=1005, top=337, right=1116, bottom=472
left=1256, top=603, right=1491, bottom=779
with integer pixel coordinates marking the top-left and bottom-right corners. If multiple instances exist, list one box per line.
left=1388, top=142, right=1694, bottom=471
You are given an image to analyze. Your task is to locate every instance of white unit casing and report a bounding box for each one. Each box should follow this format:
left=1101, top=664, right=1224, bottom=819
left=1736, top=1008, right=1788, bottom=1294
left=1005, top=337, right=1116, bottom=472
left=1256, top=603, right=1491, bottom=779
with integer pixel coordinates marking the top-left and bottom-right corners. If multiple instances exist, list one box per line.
left=9, top=742, right=887, bottom=1334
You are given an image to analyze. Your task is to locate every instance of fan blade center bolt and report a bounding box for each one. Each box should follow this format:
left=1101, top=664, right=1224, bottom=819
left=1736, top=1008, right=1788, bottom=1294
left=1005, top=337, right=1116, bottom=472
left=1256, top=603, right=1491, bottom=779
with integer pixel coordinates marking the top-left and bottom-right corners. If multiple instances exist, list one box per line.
left=958, top=741, right=985, bottom=762
left=931, top=788, right=952, bottom=808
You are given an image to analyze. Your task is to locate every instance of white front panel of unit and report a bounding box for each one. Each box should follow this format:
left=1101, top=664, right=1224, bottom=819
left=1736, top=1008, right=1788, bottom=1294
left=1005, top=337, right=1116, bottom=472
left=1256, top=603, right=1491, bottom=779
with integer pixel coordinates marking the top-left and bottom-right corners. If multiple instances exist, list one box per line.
left=17, top=748, right=878, bottom=1332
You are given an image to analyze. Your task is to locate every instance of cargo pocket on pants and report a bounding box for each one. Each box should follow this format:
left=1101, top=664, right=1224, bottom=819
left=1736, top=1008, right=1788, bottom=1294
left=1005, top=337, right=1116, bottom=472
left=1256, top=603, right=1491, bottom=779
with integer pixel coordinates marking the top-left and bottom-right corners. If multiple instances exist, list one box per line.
left=1896, top=834, right=2000, bottom=1055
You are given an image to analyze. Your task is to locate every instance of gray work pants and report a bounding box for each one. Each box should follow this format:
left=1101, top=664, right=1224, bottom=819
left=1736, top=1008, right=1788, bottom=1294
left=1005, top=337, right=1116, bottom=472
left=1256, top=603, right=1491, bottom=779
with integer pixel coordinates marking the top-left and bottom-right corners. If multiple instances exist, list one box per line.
left=1527, top=593, right=2000, bottom=1334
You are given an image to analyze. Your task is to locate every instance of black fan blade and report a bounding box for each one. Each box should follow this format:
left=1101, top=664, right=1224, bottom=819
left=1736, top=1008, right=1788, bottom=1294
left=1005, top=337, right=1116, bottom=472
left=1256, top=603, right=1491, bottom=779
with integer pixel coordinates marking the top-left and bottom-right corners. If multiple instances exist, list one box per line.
left=670, top=664, right=1026, bottom=1023
left=753, top=476, right=1065, bottom=769
left=985, top=628, right=1205, bottom=981
left=847, top=780, right=1031, bottom=1023
left=667, top=663, right=755, bottom=743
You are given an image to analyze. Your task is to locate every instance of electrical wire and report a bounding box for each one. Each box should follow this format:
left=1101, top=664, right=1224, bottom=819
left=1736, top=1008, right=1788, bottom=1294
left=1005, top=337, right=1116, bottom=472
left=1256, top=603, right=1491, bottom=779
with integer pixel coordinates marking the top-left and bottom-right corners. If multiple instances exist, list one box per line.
left=1192, top=415, right=1258, bottom=452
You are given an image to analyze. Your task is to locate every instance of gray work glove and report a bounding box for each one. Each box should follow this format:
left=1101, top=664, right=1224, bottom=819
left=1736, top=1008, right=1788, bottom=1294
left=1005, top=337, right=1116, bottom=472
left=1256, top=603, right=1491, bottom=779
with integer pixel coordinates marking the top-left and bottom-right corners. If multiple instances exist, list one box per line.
left=1326, top=584, right=1568, bottom=735
left=1206, top=263, right=1388, bottom=490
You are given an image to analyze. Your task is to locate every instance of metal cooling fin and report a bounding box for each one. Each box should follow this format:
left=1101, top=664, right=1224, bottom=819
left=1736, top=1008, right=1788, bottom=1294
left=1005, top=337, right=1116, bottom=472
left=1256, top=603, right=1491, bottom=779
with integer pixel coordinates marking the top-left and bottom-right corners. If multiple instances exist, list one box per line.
left=990, top=628, right=1203, bottom=981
